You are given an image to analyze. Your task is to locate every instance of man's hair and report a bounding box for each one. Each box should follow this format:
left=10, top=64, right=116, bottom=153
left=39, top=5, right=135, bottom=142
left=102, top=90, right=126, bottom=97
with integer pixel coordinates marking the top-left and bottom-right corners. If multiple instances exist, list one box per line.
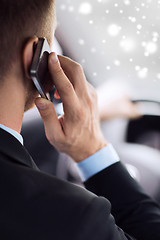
left=0, top=0, right=55, bottom=80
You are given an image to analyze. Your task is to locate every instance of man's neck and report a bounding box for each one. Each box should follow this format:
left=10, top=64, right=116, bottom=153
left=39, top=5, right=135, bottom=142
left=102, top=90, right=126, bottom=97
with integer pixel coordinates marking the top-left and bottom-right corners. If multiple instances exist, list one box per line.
left=0, top=103, right=24, bottom=133
left=0, top=77, right=25, bottom=133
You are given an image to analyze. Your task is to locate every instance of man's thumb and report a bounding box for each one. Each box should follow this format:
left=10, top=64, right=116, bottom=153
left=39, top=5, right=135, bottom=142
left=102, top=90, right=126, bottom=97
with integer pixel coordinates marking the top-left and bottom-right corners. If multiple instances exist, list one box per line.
left=35, top=97, right=62, bottom=136
left=35, top=97, right=49, bottom=111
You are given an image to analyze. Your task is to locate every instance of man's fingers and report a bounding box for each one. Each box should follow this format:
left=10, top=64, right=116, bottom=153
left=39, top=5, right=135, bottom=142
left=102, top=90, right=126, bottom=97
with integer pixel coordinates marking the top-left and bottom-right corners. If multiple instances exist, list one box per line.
left=57, top=55, right=87, bottom=94
left=35, top=97, right=64, bottom=143
left=48, top=53, right=77, bottom=108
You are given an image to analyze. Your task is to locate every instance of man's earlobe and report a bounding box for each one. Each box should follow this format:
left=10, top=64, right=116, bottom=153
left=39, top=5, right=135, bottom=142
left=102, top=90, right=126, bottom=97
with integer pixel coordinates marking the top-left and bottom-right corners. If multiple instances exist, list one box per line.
left=23, top=36, right=38, bottom=79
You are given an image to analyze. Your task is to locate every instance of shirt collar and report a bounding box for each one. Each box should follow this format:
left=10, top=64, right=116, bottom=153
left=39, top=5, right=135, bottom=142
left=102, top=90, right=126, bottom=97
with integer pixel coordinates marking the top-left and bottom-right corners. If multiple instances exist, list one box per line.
left=0, top=124, right=23, bottom=145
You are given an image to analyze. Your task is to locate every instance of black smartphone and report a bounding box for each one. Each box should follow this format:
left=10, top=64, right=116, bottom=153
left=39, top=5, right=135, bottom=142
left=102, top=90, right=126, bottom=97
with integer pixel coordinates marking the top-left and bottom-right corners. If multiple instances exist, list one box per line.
left=30, top=38, right=53, bottom=100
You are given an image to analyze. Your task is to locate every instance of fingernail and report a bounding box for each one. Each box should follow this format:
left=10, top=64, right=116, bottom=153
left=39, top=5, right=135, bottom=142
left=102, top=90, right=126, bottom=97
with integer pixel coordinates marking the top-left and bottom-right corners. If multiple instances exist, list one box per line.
left=50, top=53, right=59, bottom=64
left=35, top=98, right=47, bottom=110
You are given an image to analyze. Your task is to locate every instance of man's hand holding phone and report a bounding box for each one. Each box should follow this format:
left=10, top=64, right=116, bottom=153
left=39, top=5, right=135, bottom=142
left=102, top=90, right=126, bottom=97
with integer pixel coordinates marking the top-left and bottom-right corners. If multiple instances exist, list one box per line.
left=35, top=53, right=107, bottom=162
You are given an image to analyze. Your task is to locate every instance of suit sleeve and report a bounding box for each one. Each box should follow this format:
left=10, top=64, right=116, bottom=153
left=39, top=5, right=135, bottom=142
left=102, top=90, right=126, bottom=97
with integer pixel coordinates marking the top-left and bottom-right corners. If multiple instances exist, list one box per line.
left=74, top=195, right=135, bottom=240
left=84, top=162, right=160, bottom=240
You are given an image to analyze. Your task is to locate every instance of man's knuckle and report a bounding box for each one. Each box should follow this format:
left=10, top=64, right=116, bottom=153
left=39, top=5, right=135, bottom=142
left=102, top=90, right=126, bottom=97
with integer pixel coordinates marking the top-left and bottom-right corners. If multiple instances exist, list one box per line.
left=73, top=63, right=83, bottom=74
left=77, top=107, right=86, bottom=120
left=53, top=64, right=63, bottom=76
left=63, top=81, right=73, bottom=92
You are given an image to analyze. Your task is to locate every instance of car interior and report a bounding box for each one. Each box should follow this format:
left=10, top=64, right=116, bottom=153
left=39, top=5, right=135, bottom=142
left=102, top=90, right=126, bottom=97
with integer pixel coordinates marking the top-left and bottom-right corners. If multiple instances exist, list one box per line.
left=22, top=0, right=160, bottom=202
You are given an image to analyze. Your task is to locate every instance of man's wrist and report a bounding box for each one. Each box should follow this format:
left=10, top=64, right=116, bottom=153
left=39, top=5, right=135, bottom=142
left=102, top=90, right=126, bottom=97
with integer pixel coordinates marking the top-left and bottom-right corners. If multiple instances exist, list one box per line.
left=77, top=144, right=120, bottom=181
left=74, top=140, right=107, bottom=163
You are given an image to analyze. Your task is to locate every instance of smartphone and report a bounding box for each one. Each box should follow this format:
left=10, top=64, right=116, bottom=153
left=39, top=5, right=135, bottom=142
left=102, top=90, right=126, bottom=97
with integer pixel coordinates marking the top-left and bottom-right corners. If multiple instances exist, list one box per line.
left=30, top=38, right=53, bottom=100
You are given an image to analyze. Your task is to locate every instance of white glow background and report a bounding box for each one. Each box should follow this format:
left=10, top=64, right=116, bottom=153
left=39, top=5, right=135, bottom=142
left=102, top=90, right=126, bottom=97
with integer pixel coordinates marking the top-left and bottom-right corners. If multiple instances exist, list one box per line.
left=56, top=0, right=160, bottom=100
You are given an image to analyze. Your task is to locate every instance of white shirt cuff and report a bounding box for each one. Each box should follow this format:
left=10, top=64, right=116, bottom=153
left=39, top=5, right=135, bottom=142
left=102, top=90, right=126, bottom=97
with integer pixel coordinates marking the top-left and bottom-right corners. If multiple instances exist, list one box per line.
left=77, top=144, right=120, bottom=181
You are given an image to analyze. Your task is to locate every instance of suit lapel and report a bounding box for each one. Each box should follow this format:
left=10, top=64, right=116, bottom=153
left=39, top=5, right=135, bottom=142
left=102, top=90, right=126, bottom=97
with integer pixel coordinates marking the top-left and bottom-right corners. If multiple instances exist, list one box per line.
left=0, top=128, right=38, bottom=170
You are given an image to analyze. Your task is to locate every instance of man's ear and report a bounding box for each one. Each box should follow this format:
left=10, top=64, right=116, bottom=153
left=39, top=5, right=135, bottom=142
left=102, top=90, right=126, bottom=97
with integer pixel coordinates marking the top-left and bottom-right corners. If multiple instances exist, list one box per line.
left=23, top=36, right=38, bottom=78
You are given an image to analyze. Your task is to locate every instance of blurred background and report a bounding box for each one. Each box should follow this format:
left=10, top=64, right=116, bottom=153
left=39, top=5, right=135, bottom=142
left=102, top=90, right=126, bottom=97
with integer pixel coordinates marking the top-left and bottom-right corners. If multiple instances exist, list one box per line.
left=55, top=0, right=160, bottom=101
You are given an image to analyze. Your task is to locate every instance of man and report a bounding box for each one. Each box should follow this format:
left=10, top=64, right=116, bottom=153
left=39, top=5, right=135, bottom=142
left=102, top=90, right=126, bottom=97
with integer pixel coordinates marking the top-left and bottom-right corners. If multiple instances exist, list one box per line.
left=0, top=1, right=160, bottom=239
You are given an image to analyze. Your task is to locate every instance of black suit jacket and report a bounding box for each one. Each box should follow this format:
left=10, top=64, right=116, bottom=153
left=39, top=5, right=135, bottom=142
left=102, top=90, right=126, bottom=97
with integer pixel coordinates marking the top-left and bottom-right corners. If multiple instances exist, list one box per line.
left=0, top=128, right=160, bottom=240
